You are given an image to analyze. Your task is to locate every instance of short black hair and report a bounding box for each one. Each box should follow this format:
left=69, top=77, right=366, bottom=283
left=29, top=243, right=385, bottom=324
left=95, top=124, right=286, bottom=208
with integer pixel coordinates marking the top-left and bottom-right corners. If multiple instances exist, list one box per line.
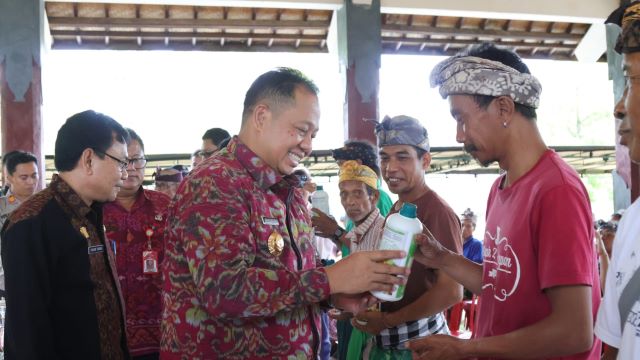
left=202, top=128, right=230, bottom=147
left=126, top=128, right=145, bottom=151
left=2, top=150, right=22, bottom=168
left=54, top=110, right=129, bottom=172
left=461, top=43, right=537, bottom=120
left=242, top=67, right=319, bottom=124
left=343, top=140, right=381, bottom=177
left=5, top=151, right=37, bottom=175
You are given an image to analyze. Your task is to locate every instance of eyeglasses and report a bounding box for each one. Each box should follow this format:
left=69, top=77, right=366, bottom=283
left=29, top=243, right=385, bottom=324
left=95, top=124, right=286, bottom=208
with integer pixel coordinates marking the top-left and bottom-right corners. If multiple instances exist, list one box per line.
left=127, top=157, right=147, bottom=169
left=94, top=150, right=129, bottom=172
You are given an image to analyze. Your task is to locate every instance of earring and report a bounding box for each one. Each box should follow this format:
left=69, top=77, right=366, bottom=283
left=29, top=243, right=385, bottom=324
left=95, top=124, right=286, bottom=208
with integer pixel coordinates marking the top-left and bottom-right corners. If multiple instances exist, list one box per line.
left=502, top=122, right=507, bottom=128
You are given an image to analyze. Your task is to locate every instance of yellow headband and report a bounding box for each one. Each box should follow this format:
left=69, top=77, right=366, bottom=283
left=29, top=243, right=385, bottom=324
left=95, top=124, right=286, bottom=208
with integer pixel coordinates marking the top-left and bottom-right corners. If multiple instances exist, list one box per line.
left=338, top=160, right=378, bottom=189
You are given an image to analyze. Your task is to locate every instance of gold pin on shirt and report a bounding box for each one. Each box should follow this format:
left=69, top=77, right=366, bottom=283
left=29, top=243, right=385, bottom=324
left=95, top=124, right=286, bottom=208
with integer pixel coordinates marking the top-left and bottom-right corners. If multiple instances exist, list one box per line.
left=267, top=231, right=284, bottom=256
left=80, top=226, right=90, bottom=239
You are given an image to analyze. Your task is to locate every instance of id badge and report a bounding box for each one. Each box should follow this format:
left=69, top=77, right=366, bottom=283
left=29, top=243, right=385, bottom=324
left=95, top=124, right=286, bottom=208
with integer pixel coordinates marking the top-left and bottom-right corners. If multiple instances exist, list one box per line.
left=142, top=250, right=159, bottom=274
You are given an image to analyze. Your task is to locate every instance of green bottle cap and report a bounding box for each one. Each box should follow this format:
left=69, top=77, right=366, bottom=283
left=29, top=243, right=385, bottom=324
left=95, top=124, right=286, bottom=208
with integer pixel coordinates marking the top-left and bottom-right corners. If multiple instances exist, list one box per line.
left=399, top=202, right=417, bottom=218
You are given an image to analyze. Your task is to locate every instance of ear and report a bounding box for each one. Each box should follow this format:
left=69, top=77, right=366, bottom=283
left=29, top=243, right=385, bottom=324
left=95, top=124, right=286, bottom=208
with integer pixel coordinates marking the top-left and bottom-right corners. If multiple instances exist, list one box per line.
left=370, top=188, right=380, bottom=205
left=251, top=104, right=272, bottom=134
left=80, top=148, right=95, bottom=175
left=495, top=96, right=516, bottom=126
left=421, top=152, right=432, bottom=171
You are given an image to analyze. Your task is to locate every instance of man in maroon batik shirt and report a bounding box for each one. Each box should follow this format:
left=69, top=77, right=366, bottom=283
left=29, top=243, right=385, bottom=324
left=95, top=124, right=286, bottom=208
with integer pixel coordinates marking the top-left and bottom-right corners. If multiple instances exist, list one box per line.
left=104, top=128, right=170, bottom=360
left=160, top=67, right=410, bottom=359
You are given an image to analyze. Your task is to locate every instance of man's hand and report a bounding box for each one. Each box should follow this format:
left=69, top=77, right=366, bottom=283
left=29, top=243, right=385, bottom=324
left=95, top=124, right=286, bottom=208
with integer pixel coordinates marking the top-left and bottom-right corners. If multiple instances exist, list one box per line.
left=406, top=334, right=468, bottom=360
left=325, top=250, right=410, bottom=294
left=311, top=208, right=340, bottom=238
left=351, top=310, right=389, bottom=335
left=327, top=308, right=353, bottom=321
left=414, top=227, right=451, bottom=269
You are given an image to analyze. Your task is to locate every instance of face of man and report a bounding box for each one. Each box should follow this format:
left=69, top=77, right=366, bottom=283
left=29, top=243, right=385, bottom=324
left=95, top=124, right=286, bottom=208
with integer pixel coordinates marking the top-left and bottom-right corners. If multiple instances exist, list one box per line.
left=121, top=139, right=145, bottom=194
left=615, top=87, right=633, bottom=150
left=257, top=87, right=320, bottom=175
left=7, top=162, right=38, bottom=200
left=92, top=139, right=128, bottom=202
left=461, top=218, right=475, bottom=240
left=192, top=150, right=204, bottom=168
left=622, top=52, right=640, bottom=163
left=448, top=94, right=504, bottom=167
left=155, top=180, right=179, bottom=199
left=201, top=139, right=218, bottom=159
left=339, top=180, right=377, bottom=223
left=379, top=144, right=429, bottom=199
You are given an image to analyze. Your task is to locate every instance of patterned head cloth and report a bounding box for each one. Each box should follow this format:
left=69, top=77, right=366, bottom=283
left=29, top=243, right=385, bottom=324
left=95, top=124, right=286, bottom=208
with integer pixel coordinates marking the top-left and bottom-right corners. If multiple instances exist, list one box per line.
left=375, top=115, right=430, bottom=152
left=461, top=208, right=477, bottom=225
left=429, top=55, right=542, bottom=109
left=606, top=1, right=640, bottom=54
left=153, top=166, right=184, bottom=183
left=332, top=142, right=378, bottom=171
left=338, top=160, right=378, bottom=190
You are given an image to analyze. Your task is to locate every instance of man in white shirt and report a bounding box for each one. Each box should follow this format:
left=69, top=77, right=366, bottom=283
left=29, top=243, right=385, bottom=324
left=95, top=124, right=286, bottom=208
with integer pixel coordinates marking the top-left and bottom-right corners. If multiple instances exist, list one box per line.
left=595, top=3, right=640, bottom=359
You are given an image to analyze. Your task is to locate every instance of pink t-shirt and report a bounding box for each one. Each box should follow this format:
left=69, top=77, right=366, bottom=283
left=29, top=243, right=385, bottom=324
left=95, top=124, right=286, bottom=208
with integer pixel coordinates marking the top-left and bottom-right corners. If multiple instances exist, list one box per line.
left=476, top=150, right=601, bottom=360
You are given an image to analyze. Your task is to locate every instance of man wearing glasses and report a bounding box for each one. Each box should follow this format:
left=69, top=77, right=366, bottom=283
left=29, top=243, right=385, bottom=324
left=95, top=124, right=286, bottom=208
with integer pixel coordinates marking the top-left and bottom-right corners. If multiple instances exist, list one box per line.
left=104, top=129, right=171, bottom=360
left=1, top=110, right=131, bottom=358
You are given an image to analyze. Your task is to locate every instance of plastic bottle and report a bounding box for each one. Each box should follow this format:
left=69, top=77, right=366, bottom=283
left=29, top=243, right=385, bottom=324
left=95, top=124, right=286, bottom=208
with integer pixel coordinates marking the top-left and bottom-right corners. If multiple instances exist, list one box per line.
left=311, top=185, right=331, bottom=215
left=371, top=202, right=422, bottom=302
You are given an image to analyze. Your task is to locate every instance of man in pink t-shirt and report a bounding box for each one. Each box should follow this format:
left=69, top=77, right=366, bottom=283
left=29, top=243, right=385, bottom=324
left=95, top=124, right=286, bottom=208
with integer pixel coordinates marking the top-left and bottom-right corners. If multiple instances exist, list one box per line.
left=406, top=43, right=601, bottom=360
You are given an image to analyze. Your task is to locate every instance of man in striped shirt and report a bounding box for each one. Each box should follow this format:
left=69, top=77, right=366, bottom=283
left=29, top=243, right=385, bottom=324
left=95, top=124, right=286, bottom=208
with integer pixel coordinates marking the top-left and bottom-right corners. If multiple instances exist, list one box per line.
left=338, top=160, right=385, bottom=254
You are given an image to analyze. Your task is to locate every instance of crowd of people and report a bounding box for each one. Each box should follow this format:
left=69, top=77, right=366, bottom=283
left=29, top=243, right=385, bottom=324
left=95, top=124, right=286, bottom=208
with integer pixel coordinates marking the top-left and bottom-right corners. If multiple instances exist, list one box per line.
left=0, top=3, right=639, bottom=360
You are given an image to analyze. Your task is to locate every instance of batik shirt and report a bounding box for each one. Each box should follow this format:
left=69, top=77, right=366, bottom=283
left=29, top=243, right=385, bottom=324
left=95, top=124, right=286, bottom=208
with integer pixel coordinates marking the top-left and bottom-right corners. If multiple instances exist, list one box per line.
left=104, top=189, right=170, bottom=356
left=161, top=137, right=331, bottom=359
left=1, top=174, right=129, bottom=359
left=0, top=190, right=22, bottom=292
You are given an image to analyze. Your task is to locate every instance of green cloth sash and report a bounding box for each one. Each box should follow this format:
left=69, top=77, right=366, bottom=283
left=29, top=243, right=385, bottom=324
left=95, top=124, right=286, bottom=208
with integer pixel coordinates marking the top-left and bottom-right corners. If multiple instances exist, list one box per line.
left=369, top=345, right=413, bottom=360
left=337, top=185, right=394, bottom=359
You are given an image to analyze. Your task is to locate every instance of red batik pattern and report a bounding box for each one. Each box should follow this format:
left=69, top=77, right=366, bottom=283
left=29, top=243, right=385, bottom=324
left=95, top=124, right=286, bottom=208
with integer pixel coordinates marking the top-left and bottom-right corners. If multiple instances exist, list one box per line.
left=104, top=189, right=170, bottom=356
left=160, top=137, right=331, bottom=359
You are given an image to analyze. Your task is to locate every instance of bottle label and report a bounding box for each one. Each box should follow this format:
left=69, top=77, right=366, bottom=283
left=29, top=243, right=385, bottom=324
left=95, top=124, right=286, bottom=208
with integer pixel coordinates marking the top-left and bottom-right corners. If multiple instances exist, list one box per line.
left=377, top=225, right=417, bottom=300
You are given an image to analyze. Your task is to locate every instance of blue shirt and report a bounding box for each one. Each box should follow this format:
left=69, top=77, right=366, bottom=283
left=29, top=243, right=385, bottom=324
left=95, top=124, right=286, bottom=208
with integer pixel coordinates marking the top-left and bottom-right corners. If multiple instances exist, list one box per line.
left=463, top=236, right=483, bottom=264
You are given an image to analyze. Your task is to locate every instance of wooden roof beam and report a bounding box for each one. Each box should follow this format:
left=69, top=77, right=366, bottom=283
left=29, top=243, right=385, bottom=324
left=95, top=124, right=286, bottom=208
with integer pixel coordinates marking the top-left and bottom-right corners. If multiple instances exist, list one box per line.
left=382, top=24, right=582, bottom=42
left=48, top=16, right=330, bottom=30
left=381, top=0, right=617, bottom=24
left=381, top=36, right=576, bottom=50
left=50, top=30, right=327, bottom=41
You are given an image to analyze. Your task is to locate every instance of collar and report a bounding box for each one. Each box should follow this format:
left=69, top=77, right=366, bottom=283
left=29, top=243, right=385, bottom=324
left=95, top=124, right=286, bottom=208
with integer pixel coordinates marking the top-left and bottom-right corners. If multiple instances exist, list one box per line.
left=5, top=189, right=19, bottom=204
left=111, top=187, right=149, bottom=212
left=50, top=174, right=100, bottom=219
left=230, top=136, right=282, bottom=190
left=346, top=207, right=381, bottom=242
left=230, top=136, right=303, bottom=191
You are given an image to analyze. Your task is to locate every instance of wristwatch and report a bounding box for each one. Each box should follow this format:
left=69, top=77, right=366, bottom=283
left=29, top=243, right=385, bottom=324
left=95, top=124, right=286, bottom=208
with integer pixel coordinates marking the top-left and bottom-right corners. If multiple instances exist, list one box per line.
left=333, top=227, right=346, bottom=240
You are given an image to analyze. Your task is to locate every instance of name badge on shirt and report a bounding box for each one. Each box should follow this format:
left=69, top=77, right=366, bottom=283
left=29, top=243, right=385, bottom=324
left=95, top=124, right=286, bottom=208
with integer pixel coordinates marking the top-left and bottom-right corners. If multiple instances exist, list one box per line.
left=88, top=245, right=105, bottom=255
left=261, top=217, right=279, bottom=226
left=142, top=250, right=159, bottom=274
